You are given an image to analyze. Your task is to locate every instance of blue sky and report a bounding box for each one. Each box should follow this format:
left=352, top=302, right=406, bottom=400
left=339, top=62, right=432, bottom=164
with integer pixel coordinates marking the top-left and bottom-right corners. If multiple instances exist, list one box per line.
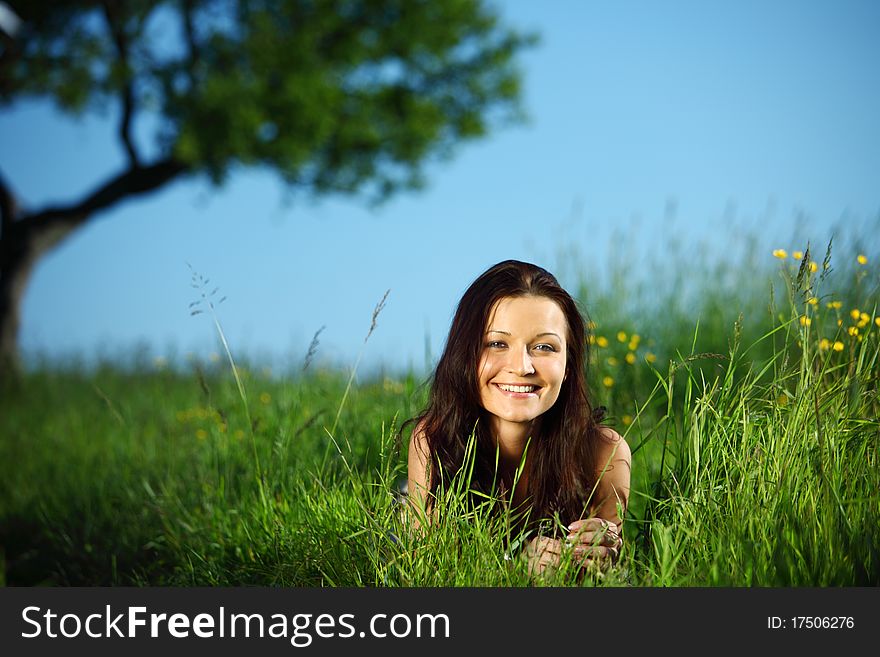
left=2, top=0, right=879, bottom=374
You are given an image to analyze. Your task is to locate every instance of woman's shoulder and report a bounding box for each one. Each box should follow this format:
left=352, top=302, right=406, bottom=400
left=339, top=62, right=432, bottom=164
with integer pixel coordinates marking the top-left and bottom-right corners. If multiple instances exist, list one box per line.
left=594, top=425, right=631, bottom=466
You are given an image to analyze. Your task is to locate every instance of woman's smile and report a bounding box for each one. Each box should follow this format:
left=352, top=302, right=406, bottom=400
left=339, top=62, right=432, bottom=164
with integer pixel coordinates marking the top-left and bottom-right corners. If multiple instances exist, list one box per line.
left=478, top=295, right=567, bottom=432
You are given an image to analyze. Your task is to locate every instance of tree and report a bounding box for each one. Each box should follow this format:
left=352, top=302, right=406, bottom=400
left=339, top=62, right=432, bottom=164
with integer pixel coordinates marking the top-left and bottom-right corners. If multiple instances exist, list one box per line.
left=0, top=0, right=534, bottom=374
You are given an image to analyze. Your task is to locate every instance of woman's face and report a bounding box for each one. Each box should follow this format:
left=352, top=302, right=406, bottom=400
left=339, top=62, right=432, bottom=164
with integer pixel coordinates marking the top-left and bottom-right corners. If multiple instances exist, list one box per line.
left=477, top=295, right=568, bottom=432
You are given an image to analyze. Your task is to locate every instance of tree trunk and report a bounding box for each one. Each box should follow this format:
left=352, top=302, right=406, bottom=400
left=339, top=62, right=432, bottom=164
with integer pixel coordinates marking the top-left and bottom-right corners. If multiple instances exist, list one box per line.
left=0, top=219, right=76, bottom=381
left=0, top=158, right=187, bottom=382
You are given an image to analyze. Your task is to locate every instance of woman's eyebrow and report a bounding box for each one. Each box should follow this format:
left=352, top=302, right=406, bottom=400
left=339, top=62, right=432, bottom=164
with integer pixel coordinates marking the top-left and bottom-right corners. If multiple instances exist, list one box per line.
left=486, top=329, right=561, bottom=339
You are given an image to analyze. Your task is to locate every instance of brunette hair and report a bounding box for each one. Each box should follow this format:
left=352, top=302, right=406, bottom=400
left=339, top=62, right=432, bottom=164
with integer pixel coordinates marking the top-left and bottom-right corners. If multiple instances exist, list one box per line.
left=406, top=259, right=607, bottom=527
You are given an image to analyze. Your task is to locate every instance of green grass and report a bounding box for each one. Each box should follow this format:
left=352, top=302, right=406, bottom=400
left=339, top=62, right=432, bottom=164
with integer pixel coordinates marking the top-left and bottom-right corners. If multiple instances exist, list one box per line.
left=1, top=238, right=878, bottom=586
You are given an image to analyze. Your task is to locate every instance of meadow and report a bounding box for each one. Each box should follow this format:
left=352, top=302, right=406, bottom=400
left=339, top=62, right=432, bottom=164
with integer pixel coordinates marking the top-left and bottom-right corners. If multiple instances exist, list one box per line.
left=1, top=233, right=878, bottom=586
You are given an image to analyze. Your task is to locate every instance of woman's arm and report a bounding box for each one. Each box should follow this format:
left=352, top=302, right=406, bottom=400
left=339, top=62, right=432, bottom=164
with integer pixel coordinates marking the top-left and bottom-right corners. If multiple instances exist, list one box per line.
left=592, top=427, right=632, bottom=534
left=406, top=422, right=431, bottom=529
left=557, top=428, right=632, bottom=571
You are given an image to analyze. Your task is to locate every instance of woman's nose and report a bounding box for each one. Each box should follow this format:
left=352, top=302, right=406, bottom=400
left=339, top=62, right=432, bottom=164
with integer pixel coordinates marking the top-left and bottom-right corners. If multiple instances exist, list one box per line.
left=506, top=346, right=535, bottom=376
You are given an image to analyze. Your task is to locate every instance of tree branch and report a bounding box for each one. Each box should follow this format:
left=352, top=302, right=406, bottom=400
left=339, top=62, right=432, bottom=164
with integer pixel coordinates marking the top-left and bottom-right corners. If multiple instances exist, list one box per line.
left=103, top=1, right=141, bottom=168
left=22, top=159, right=187, bottom=250
left=182, top=0, right=201, bottom=87
left=0, top=168, right=17, bottom=236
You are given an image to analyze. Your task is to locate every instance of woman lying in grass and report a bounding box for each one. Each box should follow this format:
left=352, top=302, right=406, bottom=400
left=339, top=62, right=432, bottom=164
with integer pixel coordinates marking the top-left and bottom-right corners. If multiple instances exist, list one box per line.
left=406, top=259, right=631, bottom=577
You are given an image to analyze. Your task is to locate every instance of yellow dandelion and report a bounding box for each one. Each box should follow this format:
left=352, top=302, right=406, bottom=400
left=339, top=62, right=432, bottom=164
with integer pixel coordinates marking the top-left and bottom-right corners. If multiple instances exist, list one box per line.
left=809, top=261, right=818, bottom=273
left=627, top=341, right=638, bottom=352
left=596, top=336, right=609, bottom=348
left=860, top=312, right=869, bottom=323
left=799, top=316, right=811, bottom=327
left=875, top=317, right=880, bottom=327
left=792, top=251, right=803, bottom=260
left=832, top=341, right=844, bottom=352
left=848, top=326, right=859, bottom=337
left=607, top=357, right=619, bottom=367
left=622, top=415, right=632, bottom=426
left=630, top=333, right=641, bottom=344
left=807, top=297, right=818, bottom=306
left=625, top=352, right=636, bottom=365
left=645, top=352, right=657, bottom=364
left=819, top=338, right=831, bottom=350
left=772, top=249, right=788, bottom=259
left=196, top=428, right=208, bottom=440
left=857, top=254, right=868, bottom=265
left=617, top=331, right=627, bottom=343
left=260, top=392, right=271, bottom=405
left=837, top=319, right=843, bottom=327
left=602, top=376, right=614, bottom=388
left=850, top=308, right=861, bottom=320
left=826, top=300, right=842, bottom=309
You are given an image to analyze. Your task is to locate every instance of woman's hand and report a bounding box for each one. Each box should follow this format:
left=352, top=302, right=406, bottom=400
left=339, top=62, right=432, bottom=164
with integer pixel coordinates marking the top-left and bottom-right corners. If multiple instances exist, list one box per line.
left=566, top=518, right=622, bottom=567
left=524, top=536, right=565, bottom=577
left=524, top=519, right=621, bottom=577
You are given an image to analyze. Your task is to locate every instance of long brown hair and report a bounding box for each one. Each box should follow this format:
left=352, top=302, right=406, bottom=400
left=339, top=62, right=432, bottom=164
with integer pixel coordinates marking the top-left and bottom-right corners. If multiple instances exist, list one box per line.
left=406, top=259, right=607, bottom=527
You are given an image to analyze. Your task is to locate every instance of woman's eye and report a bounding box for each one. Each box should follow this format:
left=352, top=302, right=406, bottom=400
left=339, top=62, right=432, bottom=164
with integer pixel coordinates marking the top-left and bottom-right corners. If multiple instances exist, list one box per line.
left=487, top=341, right=506, bottom=349
left=534, top=344, right=556, bottom=352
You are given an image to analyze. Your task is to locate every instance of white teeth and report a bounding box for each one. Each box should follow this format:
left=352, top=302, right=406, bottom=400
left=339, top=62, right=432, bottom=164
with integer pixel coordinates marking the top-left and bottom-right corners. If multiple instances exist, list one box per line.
left=498, top=384, right=536, bottom=393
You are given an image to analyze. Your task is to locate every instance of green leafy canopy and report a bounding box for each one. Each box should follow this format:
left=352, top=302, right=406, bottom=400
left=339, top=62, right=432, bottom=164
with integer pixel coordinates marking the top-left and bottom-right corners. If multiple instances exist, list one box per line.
left=1, top=0, right=535, bottom=199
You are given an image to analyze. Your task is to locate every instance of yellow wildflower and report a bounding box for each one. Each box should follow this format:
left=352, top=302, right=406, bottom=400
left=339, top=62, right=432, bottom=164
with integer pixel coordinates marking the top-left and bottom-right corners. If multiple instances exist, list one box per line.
left=630, top=333, right=641, bottom=345
left=875, top=317, right=880, bottom=327
left=807, top=297, right=818, bottom=306
left=848, top=326, right=859, bottom=337
left=819, top=338, right=830, bottom=351
left=799, top=316, right=811, bottom=327
left=832, top=341, right=844, bottom=352
left=625, top=352, right=636, bottom=365
left=622, top=415, right=632, bottom=426
left=860, top=312, right=869, bottom=323
left=857, top=254, right=868, bottom=265
left=792, top=251, right=803, bottom=260
left=645, top=352, right=657, bottom=363
left=837, top=319, right=843, bottom=327
left=602, top=376, right=614, bottom=388
left=850, top=309, right=861, bottom=320
left=588, top=335, right=596, bottom=345
left=617, top=331, right=627, bottom=343
left=772, top=249, right=787, bottom=259
left=596, top=336, right=609, bottom=348
left=826, top=300, right=842, bottom=309
left=809, top=261, right=818, bottom=273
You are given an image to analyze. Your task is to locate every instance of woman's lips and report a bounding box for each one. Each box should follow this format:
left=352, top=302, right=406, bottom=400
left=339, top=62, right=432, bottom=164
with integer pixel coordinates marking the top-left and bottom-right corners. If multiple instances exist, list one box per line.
left=493, top=383, right=540, bottom=397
